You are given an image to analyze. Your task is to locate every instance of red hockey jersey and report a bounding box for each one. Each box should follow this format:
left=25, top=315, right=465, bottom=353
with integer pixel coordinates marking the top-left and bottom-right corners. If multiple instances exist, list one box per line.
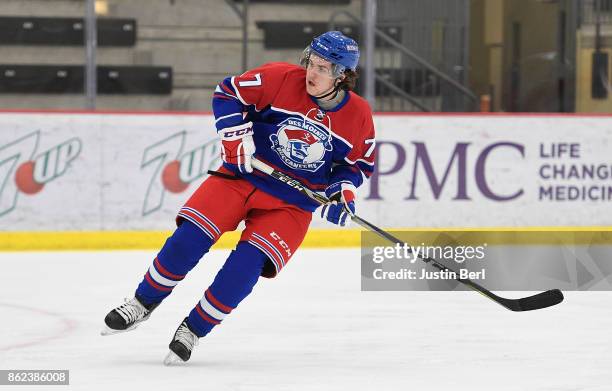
left=213, top=62, right=376, bottom=211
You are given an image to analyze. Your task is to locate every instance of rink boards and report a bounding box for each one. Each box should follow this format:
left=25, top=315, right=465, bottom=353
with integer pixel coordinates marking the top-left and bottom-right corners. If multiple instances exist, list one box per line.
left=1, top=111, right=611, bottom=250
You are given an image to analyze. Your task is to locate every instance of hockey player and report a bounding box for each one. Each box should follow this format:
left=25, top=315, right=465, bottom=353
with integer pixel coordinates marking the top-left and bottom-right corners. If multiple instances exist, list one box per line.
left=102, top=31, right=376, bottom=365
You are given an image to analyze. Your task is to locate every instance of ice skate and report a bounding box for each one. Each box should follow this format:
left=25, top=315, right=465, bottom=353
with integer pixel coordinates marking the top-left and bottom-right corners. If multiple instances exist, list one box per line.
left=101, top=296, right=158, bottom=336
left=163, top=318, right=200, bottom=365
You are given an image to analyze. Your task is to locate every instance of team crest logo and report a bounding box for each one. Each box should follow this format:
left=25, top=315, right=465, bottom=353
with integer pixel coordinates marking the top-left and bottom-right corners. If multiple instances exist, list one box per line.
left=269, top=117, right=332, bottom=172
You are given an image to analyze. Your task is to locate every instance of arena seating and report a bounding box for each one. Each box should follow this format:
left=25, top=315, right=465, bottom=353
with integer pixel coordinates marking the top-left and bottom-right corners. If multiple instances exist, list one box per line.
left=0, top=16, right=136, bottom=46
left=0, top=64, right=172, bottom=94
left=256, top=21, right=401, bottom=49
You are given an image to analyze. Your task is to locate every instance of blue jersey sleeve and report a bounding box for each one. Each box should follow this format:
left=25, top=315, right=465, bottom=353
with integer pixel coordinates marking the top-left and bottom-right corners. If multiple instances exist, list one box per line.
left=328, top=163, right=366, bottom=188
left=212, top=77, right=246, bottom=131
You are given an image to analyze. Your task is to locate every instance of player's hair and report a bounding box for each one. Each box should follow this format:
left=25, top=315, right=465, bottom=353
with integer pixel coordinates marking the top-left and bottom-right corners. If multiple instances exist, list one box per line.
left=337, top=69, right=359, bottom=91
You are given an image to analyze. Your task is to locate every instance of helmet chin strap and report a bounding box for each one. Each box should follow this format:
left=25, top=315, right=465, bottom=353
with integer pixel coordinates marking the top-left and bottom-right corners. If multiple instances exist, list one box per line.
left=311, top=78, right=342, bottom=100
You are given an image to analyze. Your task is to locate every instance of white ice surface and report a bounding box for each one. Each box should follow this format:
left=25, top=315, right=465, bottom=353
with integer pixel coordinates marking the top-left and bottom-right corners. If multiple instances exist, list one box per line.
left=0, top=249, right=610, bottom=391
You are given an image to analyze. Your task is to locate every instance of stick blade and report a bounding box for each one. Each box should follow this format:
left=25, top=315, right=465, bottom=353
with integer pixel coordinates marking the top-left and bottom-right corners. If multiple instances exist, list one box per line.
left=501, top=289, right=564, bottom=312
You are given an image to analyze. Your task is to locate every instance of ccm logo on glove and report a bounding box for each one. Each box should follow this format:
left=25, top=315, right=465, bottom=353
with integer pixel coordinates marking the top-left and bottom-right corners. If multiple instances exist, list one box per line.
left=222, top=128, right=253, bottom=138
left=219, top=122, right=256, bottom=174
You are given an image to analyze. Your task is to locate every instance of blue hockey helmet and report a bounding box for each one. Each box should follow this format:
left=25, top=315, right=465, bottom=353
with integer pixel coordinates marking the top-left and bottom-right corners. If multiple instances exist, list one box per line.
left=302, top=31, right=360, bottom=77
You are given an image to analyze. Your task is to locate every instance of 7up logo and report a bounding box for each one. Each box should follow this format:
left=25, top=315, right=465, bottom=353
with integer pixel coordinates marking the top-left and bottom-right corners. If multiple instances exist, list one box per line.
left=0, top=130, right=82, bottom=217
left=141, top=131, right=220, bottom=216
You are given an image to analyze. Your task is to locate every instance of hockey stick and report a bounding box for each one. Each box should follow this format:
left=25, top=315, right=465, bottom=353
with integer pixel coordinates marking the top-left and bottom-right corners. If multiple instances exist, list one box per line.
left=251, top=158, right=564, bottom=312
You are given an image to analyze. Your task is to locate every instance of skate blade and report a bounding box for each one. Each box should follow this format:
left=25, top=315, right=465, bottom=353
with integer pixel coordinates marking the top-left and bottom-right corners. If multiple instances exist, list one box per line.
left=100, top=323, right=139, bottom=336
left=163, top=350, right=185, bottom=366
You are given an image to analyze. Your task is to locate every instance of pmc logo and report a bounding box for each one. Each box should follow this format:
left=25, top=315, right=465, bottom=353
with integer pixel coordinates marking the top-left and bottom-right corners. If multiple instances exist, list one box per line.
left=0, top=131, right=82, bottom=217
left=141, top=131, right=220, bottom=216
